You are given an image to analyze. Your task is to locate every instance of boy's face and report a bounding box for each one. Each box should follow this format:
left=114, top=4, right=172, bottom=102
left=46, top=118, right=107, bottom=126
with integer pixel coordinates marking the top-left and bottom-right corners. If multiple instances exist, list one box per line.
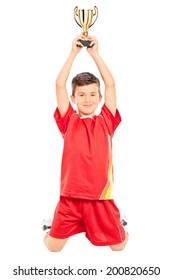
left=71, top=83, right=102, bottom=117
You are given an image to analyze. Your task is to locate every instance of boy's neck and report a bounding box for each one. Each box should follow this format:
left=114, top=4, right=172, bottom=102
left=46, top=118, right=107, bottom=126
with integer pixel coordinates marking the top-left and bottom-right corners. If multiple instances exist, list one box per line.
left=80, top=115, right=93, bottom=119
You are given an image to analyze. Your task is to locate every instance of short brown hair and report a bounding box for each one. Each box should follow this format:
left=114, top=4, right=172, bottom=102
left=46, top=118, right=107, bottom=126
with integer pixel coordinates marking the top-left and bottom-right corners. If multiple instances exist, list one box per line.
left=71, top=72, right=101, bottom=96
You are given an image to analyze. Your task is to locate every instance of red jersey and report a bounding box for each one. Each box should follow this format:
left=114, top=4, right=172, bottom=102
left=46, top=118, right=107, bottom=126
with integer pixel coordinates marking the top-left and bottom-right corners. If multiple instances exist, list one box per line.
left=54, top=104, right=121, bottom=200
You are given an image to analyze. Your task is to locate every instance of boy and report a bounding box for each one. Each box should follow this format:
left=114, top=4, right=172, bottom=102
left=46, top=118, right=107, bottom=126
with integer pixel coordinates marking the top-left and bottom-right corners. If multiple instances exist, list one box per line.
left=43, top=34, right=128, bottom=251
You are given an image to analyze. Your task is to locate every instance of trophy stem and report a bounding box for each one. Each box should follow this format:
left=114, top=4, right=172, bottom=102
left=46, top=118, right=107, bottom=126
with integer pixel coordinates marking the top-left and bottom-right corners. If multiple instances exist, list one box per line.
left=83, top=31, right=88, bottom=37
left=79, top=31, right=91, bottom=48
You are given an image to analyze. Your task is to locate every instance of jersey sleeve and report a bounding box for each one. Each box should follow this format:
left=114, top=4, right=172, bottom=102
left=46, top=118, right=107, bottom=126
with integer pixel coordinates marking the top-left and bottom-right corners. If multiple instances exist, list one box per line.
left=54, top=104, right=75, bottom=136
left=100, top=104, right=121, bottom=136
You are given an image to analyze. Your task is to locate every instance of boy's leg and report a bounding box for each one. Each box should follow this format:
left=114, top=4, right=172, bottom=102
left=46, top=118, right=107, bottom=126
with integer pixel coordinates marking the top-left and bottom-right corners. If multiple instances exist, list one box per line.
left=109, top=232, right=128, bottom=251
left=43, top=197, right=85, bottom=252
left=44, top=232, right=68, bottom=252
left=83, top=199, right=128, bottom=249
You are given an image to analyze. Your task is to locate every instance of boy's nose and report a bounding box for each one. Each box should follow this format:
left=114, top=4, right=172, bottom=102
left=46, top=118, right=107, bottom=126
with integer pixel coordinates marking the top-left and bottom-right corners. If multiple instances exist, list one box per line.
left=85, top=95, right=91, bottom=102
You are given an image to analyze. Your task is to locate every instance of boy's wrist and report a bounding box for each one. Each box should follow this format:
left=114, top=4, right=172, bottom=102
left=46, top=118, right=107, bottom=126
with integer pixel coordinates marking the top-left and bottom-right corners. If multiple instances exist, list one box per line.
left=70, top=49, right=78, bottom=57
left=89, top=51, right=100, bottom=59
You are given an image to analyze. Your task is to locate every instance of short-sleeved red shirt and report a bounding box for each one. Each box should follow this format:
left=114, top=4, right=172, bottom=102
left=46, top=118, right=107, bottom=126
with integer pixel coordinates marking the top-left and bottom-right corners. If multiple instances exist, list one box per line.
left=54, top=104, right=121, bottom=200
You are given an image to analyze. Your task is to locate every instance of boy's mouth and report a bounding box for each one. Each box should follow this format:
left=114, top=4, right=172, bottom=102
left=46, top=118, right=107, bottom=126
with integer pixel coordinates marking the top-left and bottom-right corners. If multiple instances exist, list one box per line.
left=83, top=104, right=93, bottom=107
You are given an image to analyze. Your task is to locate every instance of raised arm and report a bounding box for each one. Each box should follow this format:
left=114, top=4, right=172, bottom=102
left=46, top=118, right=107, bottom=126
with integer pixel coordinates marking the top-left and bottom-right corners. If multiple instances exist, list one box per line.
left=55, top=35, right=83, bottom=117
left=87, top=36, right=117, bottom=116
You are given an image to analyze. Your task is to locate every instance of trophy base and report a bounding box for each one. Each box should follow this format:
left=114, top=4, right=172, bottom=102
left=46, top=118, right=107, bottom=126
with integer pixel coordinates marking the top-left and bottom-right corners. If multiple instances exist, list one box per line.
left=78, top=39, right=92, bottom=48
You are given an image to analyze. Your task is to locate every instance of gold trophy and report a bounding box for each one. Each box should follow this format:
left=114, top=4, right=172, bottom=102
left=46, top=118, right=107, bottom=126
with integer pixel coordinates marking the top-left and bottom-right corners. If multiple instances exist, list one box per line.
left=74, top=6, right=98, bottom=47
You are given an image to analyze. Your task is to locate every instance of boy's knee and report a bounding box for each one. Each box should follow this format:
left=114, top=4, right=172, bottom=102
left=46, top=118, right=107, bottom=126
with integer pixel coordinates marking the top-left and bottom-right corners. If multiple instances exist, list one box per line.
left=46, top=243, right=62, bottom=252
left=44, top=233, right=67, bottom=252
left=110, top=233, right=128, bottom=251
left=110, top=242, right=126, bottom=251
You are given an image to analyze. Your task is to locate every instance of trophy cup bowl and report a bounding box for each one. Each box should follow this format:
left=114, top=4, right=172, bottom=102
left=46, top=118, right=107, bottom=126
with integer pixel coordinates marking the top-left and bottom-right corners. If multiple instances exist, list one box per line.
left=74, top=6, right=98, bottom=47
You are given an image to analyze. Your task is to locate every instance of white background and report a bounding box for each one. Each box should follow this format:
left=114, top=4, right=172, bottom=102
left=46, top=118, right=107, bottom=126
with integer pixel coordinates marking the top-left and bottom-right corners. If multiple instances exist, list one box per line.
left=0, top=0, right=173, bottom=279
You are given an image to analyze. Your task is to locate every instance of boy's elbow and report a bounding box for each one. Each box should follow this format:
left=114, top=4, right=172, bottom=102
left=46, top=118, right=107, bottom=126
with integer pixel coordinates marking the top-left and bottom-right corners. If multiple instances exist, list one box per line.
left=108, top=80, right=116, bottom=88
left=104, top=79, right=116, bottom=89
left=55, top=78, right=60, bottom=86
left=56, top=79, right=65, bottom=89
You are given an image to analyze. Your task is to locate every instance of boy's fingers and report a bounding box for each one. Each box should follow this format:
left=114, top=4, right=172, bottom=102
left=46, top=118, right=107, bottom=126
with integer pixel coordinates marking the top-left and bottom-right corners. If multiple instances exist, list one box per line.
left=76, top=41, right=83, bottom=47
left=88, top=36, right=96, bottom=41
left=88, top=40, right=95, bottom=47
left=75, top=34, right=85, bottom=40
left=73, top=36, right=83, bottom=46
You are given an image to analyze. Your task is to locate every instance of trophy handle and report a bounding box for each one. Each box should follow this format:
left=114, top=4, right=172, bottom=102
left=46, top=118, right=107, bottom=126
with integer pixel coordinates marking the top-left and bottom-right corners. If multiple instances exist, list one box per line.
left=89, top=6, right=99, bottom=28
left=74, top=6, right=82, bottom=28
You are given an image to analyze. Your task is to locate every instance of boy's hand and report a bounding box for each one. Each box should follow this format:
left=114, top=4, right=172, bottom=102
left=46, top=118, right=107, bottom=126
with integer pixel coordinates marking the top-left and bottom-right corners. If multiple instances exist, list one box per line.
left=72, top=34, right=84, bottom=53
left=86, top=36, right=99, bottom=55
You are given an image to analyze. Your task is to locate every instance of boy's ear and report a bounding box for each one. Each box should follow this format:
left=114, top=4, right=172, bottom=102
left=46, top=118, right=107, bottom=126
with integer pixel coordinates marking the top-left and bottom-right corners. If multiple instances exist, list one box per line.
left=99, top=95, right=102, bottom=102
left=70, top=95, right=76, bottom=104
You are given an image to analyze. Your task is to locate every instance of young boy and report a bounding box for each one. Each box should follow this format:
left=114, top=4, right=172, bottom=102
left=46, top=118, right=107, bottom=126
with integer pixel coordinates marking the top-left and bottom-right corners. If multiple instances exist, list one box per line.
left=43, top=34, right=128, bottom=251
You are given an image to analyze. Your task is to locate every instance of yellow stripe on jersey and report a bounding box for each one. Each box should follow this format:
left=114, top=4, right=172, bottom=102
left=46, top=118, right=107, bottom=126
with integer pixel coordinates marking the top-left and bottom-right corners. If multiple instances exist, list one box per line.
left=100, top=135, right=114, bottom=200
